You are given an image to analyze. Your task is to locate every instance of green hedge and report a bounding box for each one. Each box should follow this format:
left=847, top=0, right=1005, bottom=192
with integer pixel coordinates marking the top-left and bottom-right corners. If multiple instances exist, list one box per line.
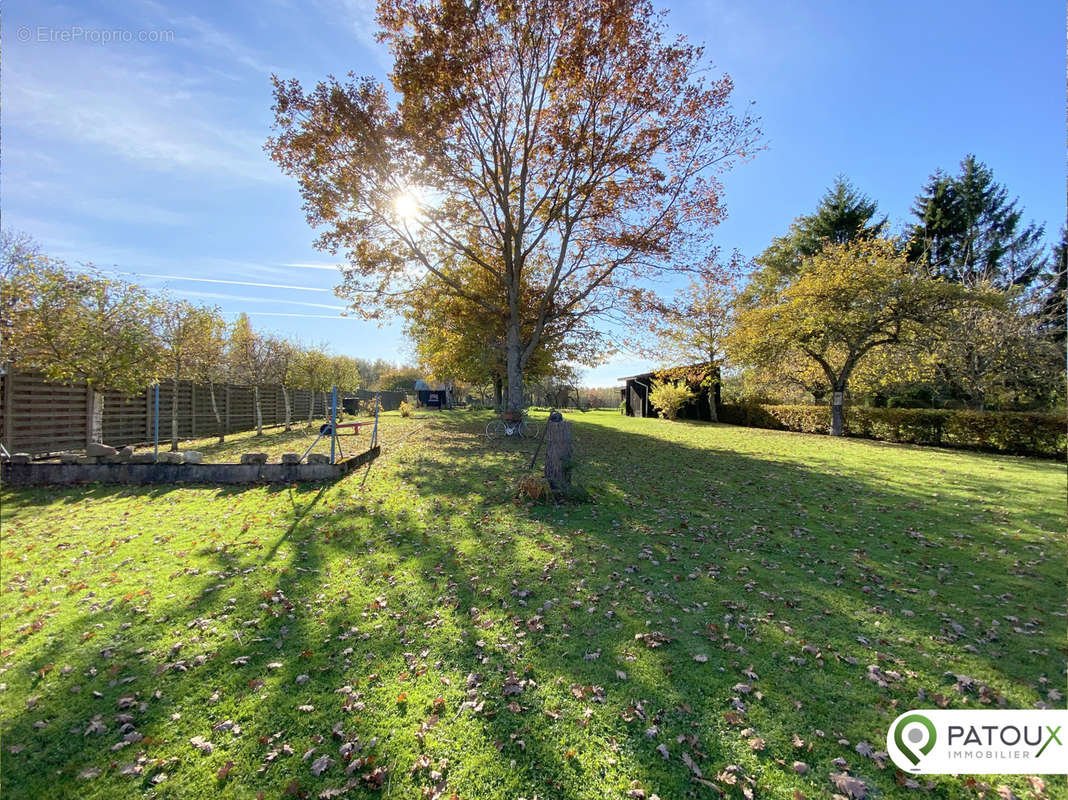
left=718, top=403, right=1066, bottom=458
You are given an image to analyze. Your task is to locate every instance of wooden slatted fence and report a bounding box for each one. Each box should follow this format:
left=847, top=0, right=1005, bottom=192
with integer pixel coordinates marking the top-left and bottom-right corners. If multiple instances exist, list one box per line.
left=0, top=371, right=381, bottom=456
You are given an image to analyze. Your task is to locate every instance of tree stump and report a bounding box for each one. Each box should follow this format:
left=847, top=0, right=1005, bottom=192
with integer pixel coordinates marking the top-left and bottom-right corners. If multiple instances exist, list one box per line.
left=543, top=411, right=573, bottom=493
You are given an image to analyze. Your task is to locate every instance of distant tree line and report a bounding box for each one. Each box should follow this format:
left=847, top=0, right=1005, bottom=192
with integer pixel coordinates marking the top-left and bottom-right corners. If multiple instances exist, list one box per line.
left=0, top=233, right=421, bottom=448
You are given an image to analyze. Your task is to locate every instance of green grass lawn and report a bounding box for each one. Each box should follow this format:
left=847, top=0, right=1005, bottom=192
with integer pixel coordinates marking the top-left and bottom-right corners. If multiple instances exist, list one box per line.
left=2, top=410, right=1065, bottom=799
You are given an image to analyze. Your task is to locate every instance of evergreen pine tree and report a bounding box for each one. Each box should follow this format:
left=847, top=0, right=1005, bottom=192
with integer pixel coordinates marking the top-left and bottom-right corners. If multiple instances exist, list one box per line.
left=743, top=176, right=886, bottom=303
left=1039, top=227, right=1066, bottom=341
left=910, top=155, right=1045, bottom=290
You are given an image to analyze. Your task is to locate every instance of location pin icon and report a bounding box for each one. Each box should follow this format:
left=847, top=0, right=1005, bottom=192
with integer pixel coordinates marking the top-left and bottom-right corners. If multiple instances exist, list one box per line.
left=894, top=714, right=936, bottom=766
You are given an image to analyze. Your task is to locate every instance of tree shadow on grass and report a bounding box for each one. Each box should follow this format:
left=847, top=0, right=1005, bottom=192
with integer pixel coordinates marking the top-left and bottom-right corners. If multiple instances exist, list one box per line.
left=354, top=410, right=1066, bottom=788
left=1, top=411, right=1063, bottom=800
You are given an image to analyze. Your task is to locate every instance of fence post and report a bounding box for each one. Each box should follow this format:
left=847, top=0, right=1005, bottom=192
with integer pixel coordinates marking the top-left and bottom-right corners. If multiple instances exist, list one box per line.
left=224, top=385, right=231, bottom=435
left=330, top=386, right=338, bottom=464
left=144, top=386, right=152, bottom=443
left=86, top=385, right=97, bottom=446
left=2, top=372, right=14, bottom=453
left=191, top=383, right=197, bottom=439
left=2, top=372, right=14, bottom=454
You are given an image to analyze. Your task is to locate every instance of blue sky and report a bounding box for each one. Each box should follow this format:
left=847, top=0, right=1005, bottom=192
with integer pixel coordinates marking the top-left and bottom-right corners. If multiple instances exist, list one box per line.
left=3, top=0, right=1063, bottom=386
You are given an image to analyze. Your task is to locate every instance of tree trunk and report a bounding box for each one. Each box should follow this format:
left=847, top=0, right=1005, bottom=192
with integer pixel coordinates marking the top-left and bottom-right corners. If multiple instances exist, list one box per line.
left=282, top=386, right=291, bottom=431
left=830, top=390, right=845, bottom=437
left=308, top=390, right=315, bottom=426
left=494, top=376, right=503, bottom=410
left=254, top=385, right=263, bottom=436
left=543, top=412, right=573, bottom=493
left=707, top=382, right=718, bottom=422
left=208, top=381, right=224, bottom=443
left=170, top=378, right=180, bottom=451
left=505, top=322, right=524, bottom=414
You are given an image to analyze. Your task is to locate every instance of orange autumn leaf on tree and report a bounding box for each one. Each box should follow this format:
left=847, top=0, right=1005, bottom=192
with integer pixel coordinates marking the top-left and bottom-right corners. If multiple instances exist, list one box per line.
left=267, top=0, right=761, bottom=413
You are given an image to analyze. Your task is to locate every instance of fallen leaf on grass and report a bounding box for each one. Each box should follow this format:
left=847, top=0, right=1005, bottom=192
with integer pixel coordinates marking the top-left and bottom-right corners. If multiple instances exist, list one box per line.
left=830, top=772, right=868, bottom=799
left=635, top=632, right=672, bottom=648
left=84, top=716, right=107, bottom=736
left=681, top=751, right=702, bottom=777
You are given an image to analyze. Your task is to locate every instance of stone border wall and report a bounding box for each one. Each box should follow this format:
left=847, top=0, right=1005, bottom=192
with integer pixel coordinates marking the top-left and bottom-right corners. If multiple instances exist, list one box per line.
left=1, top=446, right=380, bottom=487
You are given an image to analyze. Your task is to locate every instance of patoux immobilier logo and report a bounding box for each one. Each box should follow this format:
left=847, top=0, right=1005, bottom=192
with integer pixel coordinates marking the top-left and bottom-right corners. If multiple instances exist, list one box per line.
left=887, top=710, right=1068, bottom=774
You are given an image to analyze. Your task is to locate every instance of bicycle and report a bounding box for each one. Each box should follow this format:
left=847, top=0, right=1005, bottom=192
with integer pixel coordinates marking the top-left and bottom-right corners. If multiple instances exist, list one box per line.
left=486, top=413, right=539, bottom=439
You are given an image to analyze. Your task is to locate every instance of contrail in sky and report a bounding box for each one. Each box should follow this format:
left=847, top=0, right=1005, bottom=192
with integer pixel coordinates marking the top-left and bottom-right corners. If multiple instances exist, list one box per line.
left=220, top=311, right=357, bottom=320
left=127, top=272, right=333, bottom=292
left=279, top=262, right=344, bottom=271
left=175, top=289, right=349, bottom=311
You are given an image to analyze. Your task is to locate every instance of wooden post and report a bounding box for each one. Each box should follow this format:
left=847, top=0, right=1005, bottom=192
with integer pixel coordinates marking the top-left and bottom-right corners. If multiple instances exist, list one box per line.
left=86, top=386, right=103, bottom=445
left=145, top=386, right=153, bottom=443
left=1, top=371, right=14, bottom=452
left=2, top=371, right=15, bottom=453
left=543, top=411, right=573, bottom=493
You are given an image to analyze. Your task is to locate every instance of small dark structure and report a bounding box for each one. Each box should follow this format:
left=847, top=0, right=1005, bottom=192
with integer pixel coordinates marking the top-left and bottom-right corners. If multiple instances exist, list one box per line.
left=341, top=389, right=406, bottom=415
left=620, top=364, right=721, bottom=421
left=414, top=380, right=453, bottom=410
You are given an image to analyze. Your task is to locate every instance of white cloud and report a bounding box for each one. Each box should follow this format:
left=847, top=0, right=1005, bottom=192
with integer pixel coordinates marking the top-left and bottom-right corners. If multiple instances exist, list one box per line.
left=316, top=0, right=392, bottom=68
left=136, top=0, right=288, bottom=77
left=6, top=43, right=278, bottom=182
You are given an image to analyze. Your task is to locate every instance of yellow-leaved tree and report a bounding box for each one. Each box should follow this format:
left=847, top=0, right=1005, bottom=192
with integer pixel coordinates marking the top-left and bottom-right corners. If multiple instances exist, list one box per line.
left=728, top=238, right=975, bottom=436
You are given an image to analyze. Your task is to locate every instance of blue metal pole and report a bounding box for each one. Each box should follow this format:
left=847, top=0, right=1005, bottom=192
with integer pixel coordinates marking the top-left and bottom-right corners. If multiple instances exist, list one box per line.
left=330, top=385, right=338, bottom=464
left=153, top=384, right=159, bottom=462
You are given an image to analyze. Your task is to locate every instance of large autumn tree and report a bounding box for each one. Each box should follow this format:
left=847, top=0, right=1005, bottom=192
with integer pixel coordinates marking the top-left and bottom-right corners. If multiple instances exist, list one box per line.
left=267, top=0, right=759, bottom=413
